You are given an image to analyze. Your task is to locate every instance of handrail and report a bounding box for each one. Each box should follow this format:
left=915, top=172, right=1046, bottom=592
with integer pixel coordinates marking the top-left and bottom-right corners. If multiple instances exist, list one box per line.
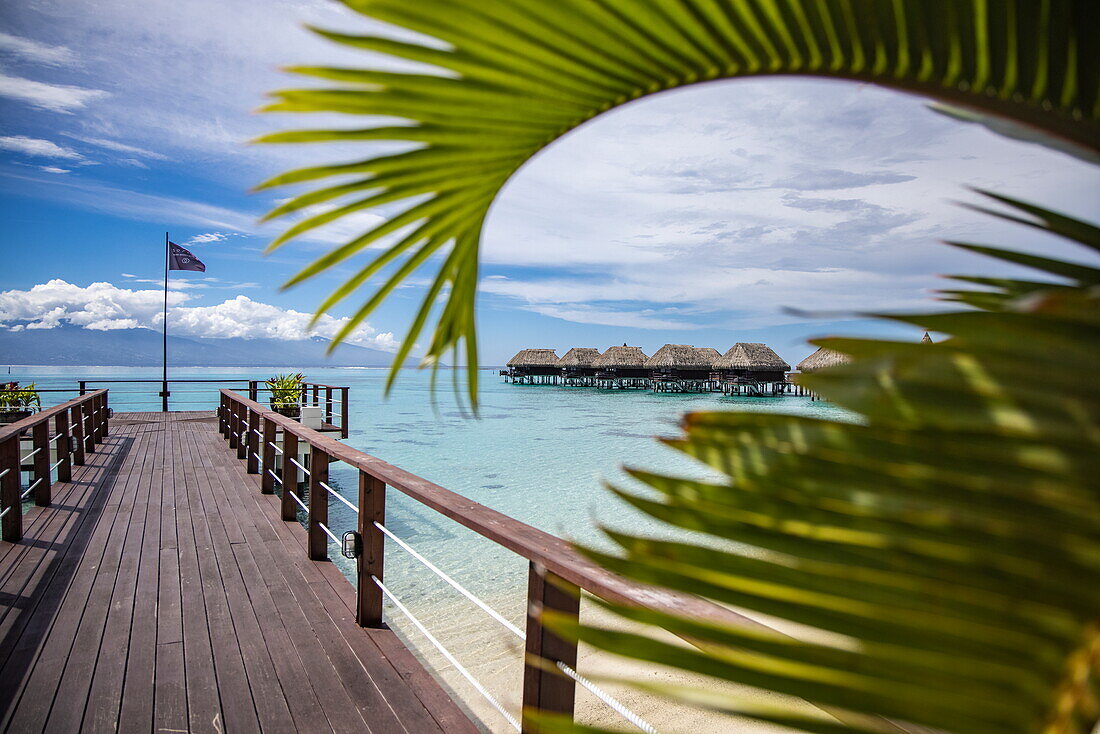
left=217, top=387, right=755, bottom=732
left=1, top=389, right=109, bottom=542
left=219, top=389, right=748, bottom=627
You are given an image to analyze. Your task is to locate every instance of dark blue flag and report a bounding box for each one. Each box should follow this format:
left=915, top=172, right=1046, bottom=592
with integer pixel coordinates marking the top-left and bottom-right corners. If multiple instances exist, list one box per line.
left=168, top=242, right=205, bottom=272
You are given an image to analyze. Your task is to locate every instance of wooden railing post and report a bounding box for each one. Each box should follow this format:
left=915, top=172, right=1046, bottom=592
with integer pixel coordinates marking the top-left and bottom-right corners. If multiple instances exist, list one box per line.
left=248, top=380, right=258, bottom=402
left=357, top=471, right=385, bottom=627
left=260, top=417, right=276, bottom=494
left=55, top=410, right=72, bottom=483
left=228, top=399, right=240, bottom=450
left=307, top=443, right=329, bottom=561
left=521, top=563, right=580, bottom=732
left=311, top=384, right=319, bottom=408
left=281, top=430, right=299, bottom=521
left=32, top=420, right=51, bottom=506
left=0, top=435, right=21, bottom=542
left=325, top=387, right=333, bottom=426
left=84, top=399, right=97, bottom=453
left=246, top=409, right=260, bottom=474
left=100, top=391, right=109, bottom=437
left=218, top=394, right=227, bottom=437
left=70, top=404, right=85, bottom=466
left=340, top=388, right=349, bottom=439
left=78, top=380, right=87, bottom=396
left=237, top=407, right=249, bottom=460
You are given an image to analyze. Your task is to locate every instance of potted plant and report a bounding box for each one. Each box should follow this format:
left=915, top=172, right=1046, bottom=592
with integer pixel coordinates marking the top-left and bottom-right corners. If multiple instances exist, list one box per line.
left=266, top=373, right=303, bottom=418
left=0, top=382, right=41, bottom=424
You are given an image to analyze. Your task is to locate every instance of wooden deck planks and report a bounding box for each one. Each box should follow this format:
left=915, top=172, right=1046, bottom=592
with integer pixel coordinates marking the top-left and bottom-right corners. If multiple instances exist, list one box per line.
left=0, top=412, right=476, bottom=734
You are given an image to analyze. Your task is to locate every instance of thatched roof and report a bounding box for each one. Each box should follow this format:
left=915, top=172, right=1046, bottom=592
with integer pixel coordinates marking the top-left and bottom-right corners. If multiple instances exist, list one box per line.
left=695, top=347, right=722, bottom=367
left=645, top=344, right=716, bottom=369
left=717, top=343, right=791, bottom=371
left=921, top=331, right=934, bottom=344
left=558, top=347, right=601, bottom=367
left=506, top=348, right=559, bottom=367
left=593, top=345, right=649, bottom=368
left=796, top=346, right=851, bottom=373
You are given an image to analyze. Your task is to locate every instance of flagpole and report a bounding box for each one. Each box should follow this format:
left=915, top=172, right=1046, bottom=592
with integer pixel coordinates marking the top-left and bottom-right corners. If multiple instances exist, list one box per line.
left=162, top=232, right=169, bottom=412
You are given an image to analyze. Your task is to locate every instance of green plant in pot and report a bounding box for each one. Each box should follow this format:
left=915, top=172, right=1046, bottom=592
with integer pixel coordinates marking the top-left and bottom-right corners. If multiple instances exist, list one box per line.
left=266, top=373, right=304, bottom=418
left=0, top=382, right=41, bottom=424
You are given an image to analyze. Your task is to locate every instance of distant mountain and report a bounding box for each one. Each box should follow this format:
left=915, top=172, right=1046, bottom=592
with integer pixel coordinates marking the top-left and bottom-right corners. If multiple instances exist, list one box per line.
left=0, top=325, right=396, bottom=367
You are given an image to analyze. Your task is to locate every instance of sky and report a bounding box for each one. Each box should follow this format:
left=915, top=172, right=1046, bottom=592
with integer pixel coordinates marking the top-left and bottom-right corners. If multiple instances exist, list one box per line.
left=1, top=0, right=1098, bottom=368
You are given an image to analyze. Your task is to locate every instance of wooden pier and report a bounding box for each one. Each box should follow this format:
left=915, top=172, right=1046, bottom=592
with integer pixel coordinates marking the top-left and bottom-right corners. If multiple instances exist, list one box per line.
left=0, top=401, right=473, bottom=734
left=0, top=387, right=750, bottom=733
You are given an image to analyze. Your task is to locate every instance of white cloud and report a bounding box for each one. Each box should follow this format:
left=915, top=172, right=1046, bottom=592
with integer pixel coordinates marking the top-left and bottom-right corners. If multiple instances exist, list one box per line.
left=0, top=71, right=108, bottom=112
left=188, top=232, right=228, bottom=244
left=39, top=166, right=70, bottom=174
left=0, top=31, right=77, bottom=66
left=0, top=280, right=398, bottom=351
left=0, top=135, right=84, bottom=160
left=60, top=134, right=169, bottom=160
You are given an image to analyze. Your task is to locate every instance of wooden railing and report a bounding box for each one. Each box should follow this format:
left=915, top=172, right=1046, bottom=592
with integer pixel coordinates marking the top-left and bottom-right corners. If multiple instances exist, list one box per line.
left=217, top=389, right=751, bottom=732
left=246, top=381, right=349, bottom=438
left=0, top=390, right=109, bottom=542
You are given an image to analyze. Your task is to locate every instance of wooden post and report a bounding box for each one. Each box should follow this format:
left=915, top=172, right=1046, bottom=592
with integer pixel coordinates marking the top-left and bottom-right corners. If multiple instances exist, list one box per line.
left=325, top=387, right=333, bottom=426
left=311, top=384, right=319, bottom=408
left=249, top=380, right=258, bottom=402
left=82, top=399, right=95, bottom=455
left=307, top=443, right=329, bottom=561
left=521, top=563, right=579, bottom=732
left=228, top=400, right=240, bottom=449
left=260, top=417, right=276, bottom=494
left=281, top=430, right=299, bottom=521
left=340, top=388, right=349, bottom=438
left=100, top=391, right=109, bottom=437
left=70, top=405, right=85, bottom=466
left=54, top=410, right=71, bottom=483
left=0, top=435, right=21, bottom=542
left=246, top=409, right=260, bottom=474
left=237, top=407, right=249, bottom=460
left=357, top=471, right=385, bottom=627
left=218, top=394, right=227, bottom=436
left=32, top=420, right=51, bottom=506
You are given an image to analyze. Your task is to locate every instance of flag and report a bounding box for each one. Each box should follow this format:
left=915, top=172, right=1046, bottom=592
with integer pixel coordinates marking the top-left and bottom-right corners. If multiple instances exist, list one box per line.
left=168, top=242, right=206, bottom=272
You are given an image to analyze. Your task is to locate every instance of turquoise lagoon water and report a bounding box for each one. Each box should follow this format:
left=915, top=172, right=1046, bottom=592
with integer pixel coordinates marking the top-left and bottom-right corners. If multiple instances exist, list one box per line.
left=11, top=364, right=847, bottom=727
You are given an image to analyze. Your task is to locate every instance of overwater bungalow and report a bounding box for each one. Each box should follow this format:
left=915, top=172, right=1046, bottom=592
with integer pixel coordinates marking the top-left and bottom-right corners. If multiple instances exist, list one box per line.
left=922, top=331, right=934, bottom=343
left=647, top=345, right=716, bottom=393
left=593, top=345, right=650, bottom=389
left=558, top=347, right=602, bottom=386
left=792, top=345, right=852, bottom=399
left=503, top=348, right=560, bottom=384
left=716, top=343, right=791, bottom=396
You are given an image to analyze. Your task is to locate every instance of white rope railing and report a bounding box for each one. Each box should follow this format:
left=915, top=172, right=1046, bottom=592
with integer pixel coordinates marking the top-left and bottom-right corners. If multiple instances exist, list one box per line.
left=19, top=448, right=40, bottom=462
left=287, top=490, right=308, bottom=513
left=372, top=575, right=521, bottom=731
left=318, top=481, right=358, bottom=513
left=0, top=468, right=8, bottom=480
left=289, top=458, right=311, bottom=477
left=375, top=521, right=525, bottom=641
left=49, top=459, right=64, bottom=472
left=267, top=441, right=283, bottom=455
left=317, top=522, right=340, bottom=545
left=555, top=661, right=658, bottom=734
left=21, top=478, right=42, bottom=499
left=266, top=468, right=282, bottom=484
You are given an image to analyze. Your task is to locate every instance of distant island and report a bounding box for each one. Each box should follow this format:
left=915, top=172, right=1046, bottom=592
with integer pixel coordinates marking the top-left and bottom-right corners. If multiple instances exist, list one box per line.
left=0, top=325, right=395, bottom=367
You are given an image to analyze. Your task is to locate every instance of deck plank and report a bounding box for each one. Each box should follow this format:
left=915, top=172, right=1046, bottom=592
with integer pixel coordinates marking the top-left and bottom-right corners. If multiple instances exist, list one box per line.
left=0, top=412, right=477, bottom=734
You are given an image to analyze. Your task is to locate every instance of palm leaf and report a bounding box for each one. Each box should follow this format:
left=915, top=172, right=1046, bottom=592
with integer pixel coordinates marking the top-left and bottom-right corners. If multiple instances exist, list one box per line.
left=543, top=196, right=1100, bottom=733
left=259, top=0, right=1100, bottom=406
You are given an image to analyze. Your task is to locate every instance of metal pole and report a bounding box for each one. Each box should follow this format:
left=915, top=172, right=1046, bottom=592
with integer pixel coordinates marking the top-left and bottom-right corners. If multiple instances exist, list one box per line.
left=161, top=232, right=170, bottom=412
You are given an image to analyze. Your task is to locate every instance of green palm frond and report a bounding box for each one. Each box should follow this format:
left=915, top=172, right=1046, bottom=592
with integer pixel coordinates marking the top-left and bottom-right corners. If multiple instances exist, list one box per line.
left=535, top=195, right=1100, bottom=733
left=258, top=0, right=1100, bottom=406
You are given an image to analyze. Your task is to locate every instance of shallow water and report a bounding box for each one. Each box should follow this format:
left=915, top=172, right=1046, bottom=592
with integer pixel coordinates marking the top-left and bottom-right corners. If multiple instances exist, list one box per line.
left=12, top=364, right=848, bottom=729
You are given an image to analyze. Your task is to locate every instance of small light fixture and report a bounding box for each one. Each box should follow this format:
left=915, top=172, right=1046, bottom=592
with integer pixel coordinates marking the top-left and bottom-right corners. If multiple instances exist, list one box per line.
left=341, top=531, right=362, bottom=559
